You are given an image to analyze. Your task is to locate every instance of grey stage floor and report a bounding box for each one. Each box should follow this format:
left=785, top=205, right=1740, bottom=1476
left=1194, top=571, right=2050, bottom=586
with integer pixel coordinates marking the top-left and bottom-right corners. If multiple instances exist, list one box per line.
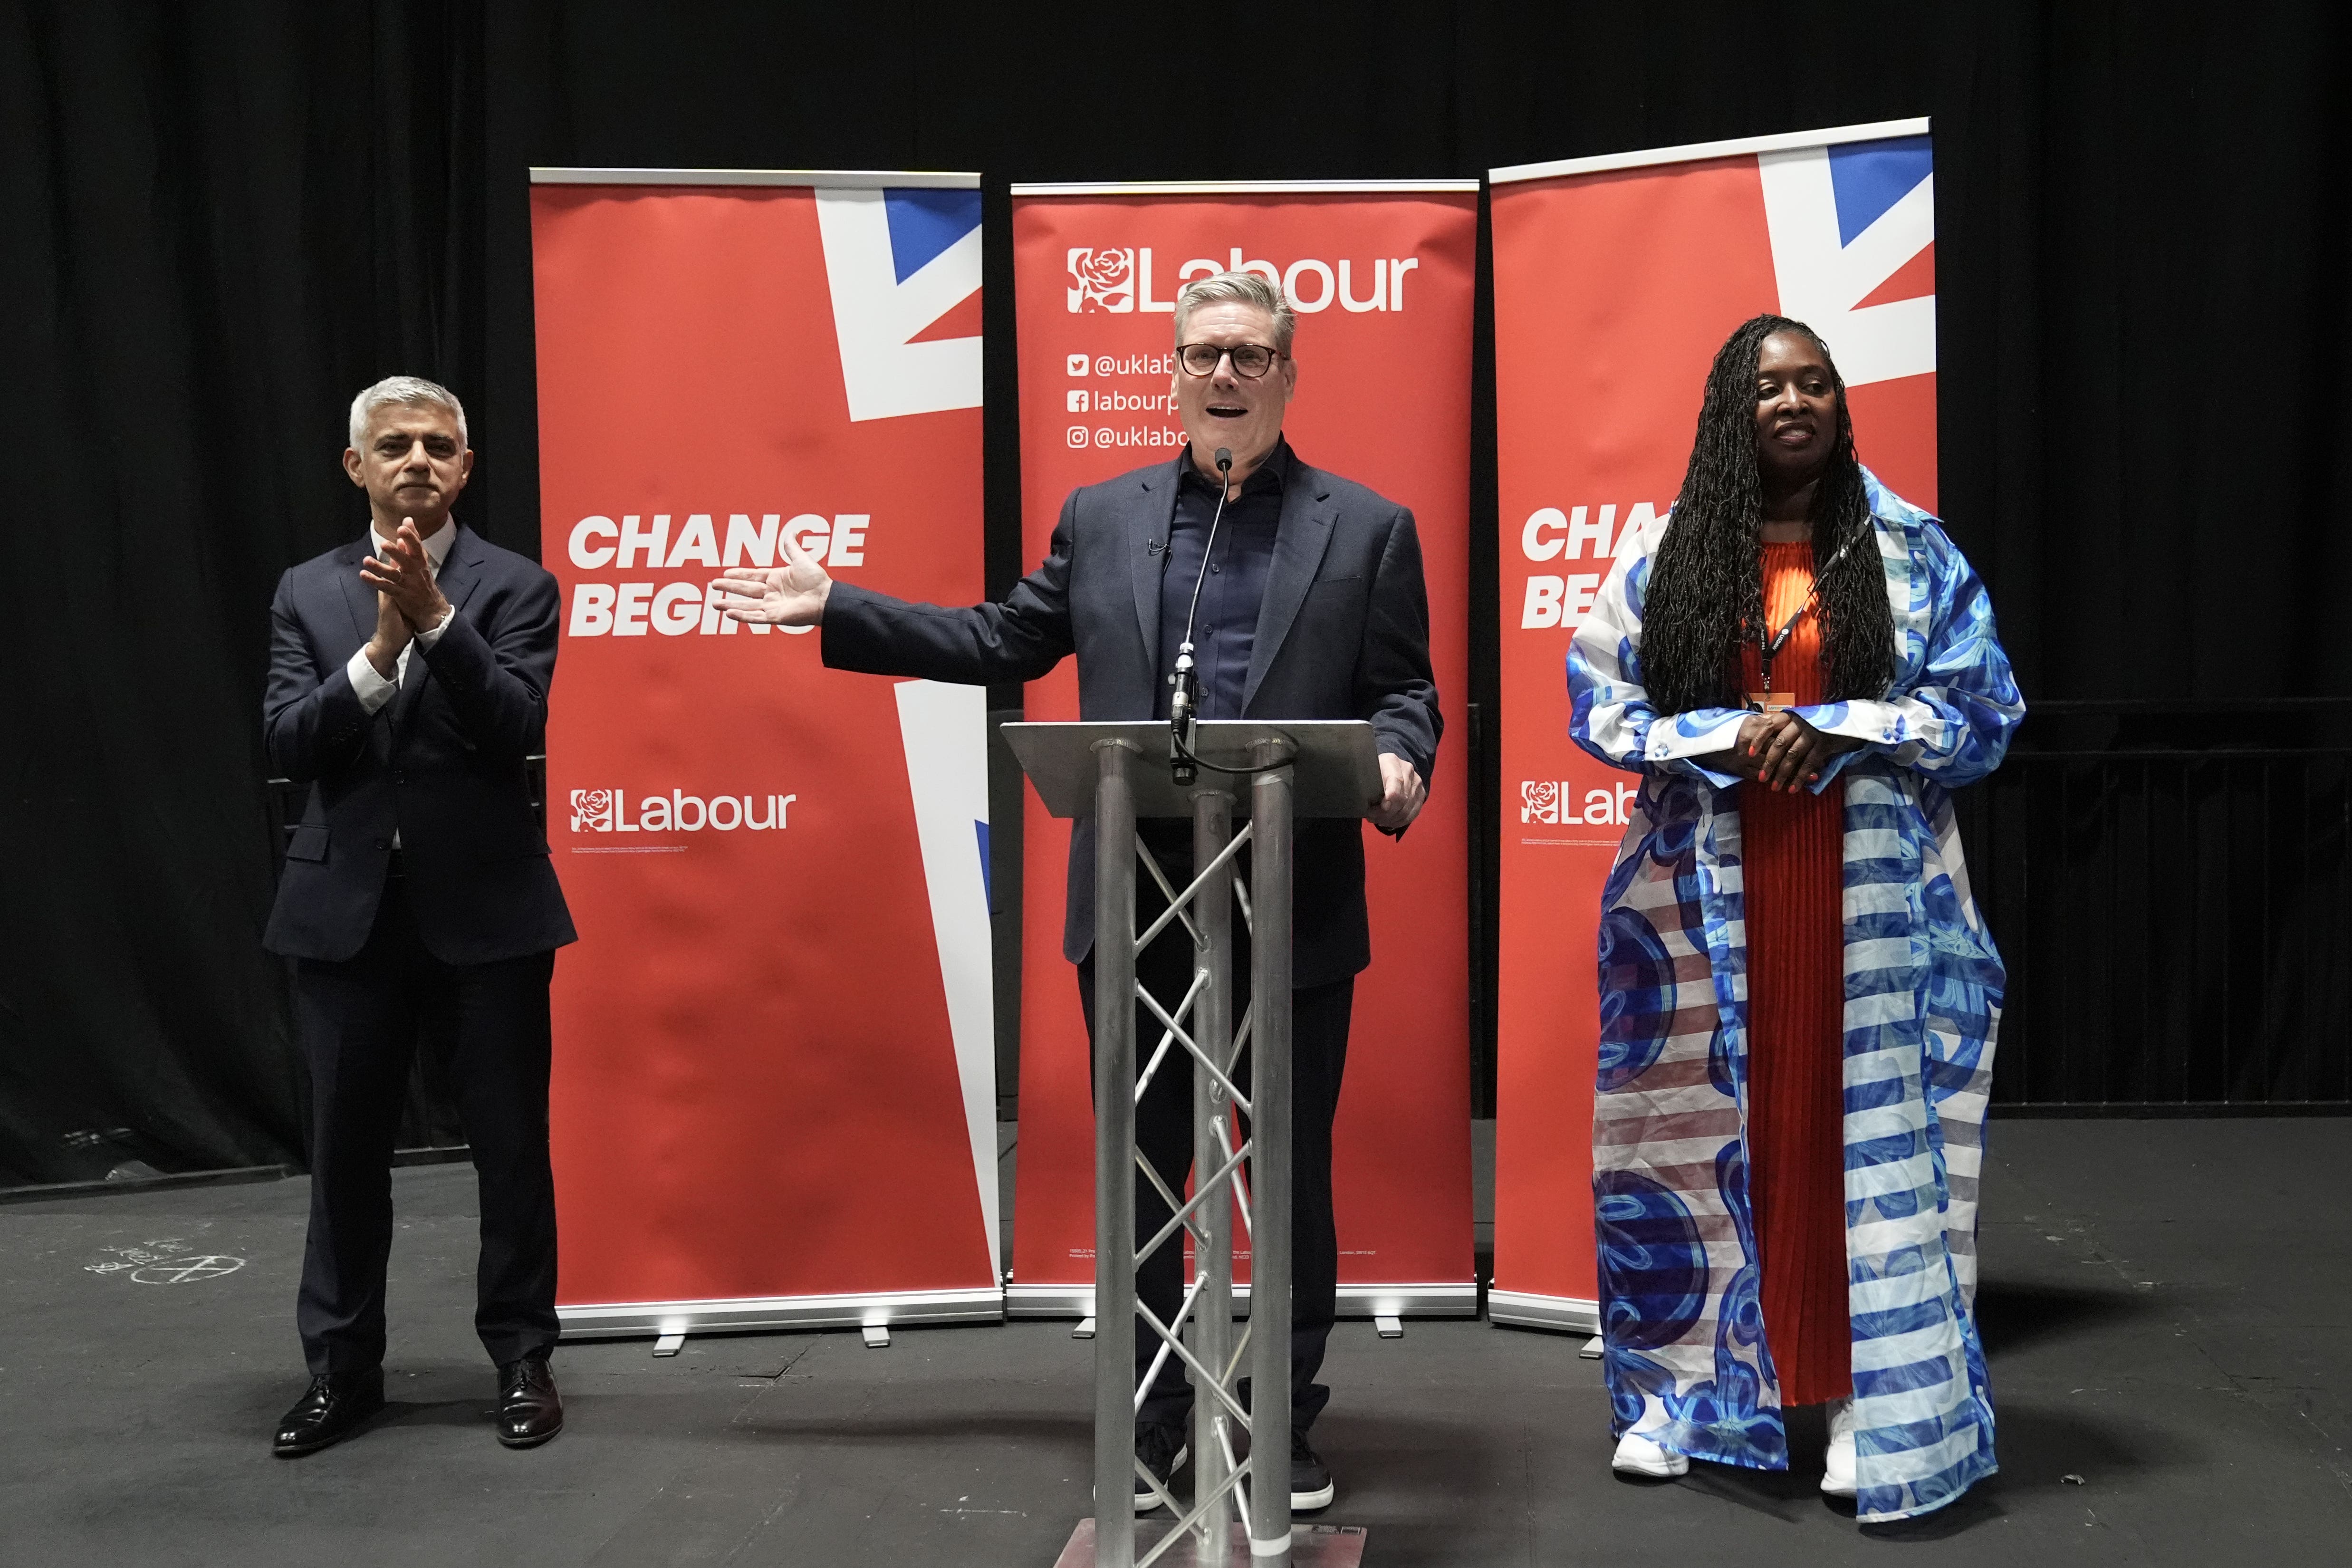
left=1, top=1119, right=2346, bottom=1567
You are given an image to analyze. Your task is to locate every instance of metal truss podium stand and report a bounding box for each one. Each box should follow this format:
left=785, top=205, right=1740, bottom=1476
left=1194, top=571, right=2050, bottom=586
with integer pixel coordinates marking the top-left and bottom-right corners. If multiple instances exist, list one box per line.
left=1003, top=721, right=1379, bottom=1568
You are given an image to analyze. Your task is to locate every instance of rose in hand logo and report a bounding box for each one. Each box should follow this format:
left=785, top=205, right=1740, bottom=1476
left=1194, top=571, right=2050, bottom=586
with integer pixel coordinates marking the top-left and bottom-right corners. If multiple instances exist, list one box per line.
left=570, top=789, right=614, bottom=832
left=1066, top=248, right=1135, bottom=313
left=1520, top=780, right=1560, bottom=825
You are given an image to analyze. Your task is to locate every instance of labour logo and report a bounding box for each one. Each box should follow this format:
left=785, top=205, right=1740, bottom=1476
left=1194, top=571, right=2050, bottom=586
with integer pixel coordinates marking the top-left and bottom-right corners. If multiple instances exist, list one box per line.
left=1067, top=248, right=1135, bottom=313
left=570, top=789, right=614, bottom=832
left=1521, top=779, right=1636, bottom=827
left=566, top=788, right=797, bottom=834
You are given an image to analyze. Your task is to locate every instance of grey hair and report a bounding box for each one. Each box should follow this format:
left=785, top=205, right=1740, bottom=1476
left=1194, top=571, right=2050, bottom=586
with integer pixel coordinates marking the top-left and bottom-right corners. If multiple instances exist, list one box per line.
left=348, top=375, right=468, bottom=451
left=1174, top=269, right=1297, bottom=354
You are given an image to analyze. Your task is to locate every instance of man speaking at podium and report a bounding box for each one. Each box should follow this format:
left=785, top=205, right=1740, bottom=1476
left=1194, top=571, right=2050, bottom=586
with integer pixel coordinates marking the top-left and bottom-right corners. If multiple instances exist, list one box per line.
left=711, top=271, right=1440, bottom=1515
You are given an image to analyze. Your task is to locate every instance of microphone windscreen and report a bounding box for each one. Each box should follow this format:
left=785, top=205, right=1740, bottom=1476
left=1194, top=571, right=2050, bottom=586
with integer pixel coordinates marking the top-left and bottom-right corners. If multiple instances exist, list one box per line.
left=1214, top=447, right=1232, bottom=471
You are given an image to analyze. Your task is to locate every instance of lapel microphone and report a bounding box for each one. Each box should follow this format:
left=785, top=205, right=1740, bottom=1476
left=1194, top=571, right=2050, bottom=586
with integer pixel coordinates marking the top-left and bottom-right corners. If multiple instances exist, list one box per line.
left=1169, top=446, right=1233, bottom=785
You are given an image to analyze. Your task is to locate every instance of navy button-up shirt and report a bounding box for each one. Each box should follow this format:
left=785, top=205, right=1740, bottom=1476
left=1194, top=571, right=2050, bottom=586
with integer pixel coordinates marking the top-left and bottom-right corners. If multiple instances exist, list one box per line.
left=1153, top=440, right=1291, bottom=721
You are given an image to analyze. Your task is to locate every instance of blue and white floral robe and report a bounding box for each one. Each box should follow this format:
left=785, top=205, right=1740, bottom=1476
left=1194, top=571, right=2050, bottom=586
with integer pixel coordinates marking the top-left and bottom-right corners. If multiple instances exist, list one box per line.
left=1565, top=469, right=2024, bottom=1521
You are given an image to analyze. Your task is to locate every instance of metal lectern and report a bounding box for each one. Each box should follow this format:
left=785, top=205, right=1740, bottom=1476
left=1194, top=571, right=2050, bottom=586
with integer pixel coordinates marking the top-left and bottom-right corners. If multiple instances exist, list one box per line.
left=1003, top=721, right=1379, bottom=1568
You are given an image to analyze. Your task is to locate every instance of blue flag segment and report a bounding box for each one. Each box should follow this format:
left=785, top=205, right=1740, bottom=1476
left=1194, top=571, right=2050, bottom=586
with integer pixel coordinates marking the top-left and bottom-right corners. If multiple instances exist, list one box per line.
left=884, top=188, right=983, bottom=283
left=1825, top=134, right=1932, bottom=247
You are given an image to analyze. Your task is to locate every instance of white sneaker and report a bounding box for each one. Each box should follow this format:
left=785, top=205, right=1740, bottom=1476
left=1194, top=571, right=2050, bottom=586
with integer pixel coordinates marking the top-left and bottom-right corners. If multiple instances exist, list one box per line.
left=1820, top=1400, right=1858, bottom=1497
left=1612, top=1429, right=1689, bottom=1478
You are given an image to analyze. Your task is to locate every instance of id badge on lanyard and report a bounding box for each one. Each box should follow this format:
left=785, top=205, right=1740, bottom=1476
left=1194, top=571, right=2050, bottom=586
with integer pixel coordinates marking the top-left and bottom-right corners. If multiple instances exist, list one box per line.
left=1748, top=612, right=1804, bottom=715
left=1747, top=530, right=1860, bottom=715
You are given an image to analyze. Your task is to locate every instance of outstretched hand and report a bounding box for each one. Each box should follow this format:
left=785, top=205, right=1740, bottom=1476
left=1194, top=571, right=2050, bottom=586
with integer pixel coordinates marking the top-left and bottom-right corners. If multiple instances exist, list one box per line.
left=708, top=527, right=833, bottom=627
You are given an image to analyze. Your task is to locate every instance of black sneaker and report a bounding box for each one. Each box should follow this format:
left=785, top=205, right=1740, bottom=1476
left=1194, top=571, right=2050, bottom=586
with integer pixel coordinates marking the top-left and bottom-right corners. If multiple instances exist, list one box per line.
left=1290, top=1428, right=1334, bottom=1512
left=1135, top=1421, right=1188, bottom=1513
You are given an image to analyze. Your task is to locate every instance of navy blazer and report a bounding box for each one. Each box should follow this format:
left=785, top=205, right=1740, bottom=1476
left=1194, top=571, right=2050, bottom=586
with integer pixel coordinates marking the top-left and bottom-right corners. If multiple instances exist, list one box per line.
left=261, top=525, right=576, bottom=964
left=823, top=452, right=1440, bottom=988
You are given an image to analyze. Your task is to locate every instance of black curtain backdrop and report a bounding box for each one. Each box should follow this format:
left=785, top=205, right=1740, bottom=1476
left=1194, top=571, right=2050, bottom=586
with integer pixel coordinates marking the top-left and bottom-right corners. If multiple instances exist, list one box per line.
left=2, top=2, right=2346, bottom=1183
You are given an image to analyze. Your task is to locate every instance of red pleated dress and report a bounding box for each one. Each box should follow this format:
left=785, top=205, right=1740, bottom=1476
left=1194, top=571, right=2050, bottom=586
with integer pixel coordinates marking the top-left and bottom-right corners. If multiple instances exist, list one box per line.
left=1738, top=542, right=1853, bottom=1408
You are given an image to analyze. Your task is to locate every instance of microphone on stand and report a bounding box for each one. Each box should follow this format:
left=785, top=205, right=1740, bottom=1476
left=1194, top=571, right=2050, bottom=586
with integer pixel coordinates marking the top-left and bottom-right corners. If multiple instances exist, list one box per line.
left=1169, top=446, right=1233, bottom=786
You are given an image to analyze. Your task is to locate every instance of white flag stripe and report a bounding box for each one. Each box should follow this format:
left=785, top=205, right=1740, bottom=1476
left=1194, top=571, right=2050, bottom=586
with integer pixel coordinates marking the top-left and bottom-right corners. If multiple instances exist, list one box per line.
left=893, top=680, right=998, bottom=1270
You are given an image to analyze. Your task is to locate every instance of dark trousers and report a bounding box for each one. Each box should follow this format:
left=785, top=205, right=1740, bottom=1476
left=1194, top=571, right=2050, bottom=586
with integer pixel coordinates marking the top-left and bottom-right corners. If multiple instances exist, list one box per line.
left=290, top=872, right=560, bottom=1374
left=1076, top=853, right=1353, bottom=1437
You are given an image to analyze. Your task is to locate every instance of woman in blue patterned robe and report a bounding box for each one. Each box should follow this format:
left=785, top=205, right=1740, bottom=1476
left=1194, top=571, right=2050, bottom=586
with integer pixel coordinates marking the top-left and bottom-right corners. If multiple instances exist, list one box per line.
left=1566, top=319, right=2024, bottom=1522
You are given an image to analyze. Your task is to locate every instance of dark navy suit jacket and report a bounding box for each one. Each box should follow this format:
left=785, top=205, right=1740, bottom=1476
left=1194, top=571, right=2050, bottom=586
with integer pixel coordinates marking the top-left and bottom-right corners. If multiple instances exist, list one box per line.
left=262, top=524, right=576, bottom=964
left=822, top=452, right=1440, bottom=989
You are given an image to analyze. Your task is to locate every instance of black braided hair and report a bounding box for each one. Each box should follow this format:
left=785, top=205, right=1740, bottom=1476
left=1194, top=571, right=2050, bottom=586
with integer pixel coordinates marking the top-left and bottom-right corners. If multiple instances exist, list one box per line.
left=1638, top=314, right=1895, bottom=715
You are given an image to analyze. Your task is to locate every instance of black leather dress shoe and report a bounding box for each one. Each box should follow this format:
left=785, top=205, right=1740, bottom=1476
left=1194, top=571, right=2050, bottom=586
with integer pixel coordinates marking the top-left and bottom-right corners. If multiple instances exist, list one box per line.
left=272, top=1367, right=385, bottom=1457
left=496, top=1356, right=563, bottom=1448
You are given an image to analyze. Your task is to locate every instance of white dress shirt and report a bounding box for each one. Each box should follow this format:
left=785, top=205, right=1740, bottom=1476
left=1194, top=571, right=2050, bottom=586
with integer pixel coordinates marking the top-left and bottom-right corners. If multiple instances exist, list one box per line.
left=344, top=520, right=454, bottom=851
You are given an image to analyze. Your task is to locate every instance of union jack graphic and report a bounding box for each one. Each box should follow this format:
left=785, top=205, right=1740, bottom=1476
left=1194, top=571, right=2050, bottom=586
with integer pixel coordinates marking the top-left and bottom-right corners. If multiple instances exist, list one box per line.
left=816, top=186, right=983, bottom=422
left=1759, top=133, right=1934, bottom=388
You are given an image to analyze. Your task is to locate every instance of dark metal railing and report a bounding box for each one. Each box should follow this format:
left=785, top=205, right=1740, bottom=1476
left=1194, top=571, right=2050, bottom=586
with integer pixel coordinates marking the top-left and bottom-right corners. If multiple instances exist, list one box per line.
left=1957, top=700, right=2352, bottom=1113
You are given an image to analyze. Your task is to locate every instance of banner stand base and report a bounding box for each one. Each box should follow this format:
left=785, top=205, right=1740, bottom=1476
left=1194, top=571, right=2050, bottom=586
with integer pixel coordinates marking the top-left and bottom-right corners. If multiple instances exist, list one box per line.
left=1486, top=1289, right=1600, bottom=1336
left=558, top=1285, right=1002, bottom=1341
left=1054, top=1519, right=1367, bottom=1568
left=1008, top=1282, right=1477, bottom=1321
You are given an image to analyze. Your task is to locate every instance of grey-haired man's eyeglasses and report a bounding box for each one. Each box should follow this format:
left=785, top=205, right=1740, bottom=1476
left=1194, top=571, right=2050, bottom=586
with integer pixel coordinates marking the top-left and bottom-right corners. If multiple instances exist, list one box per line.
left=1177, top=342, right=1284, bottom=379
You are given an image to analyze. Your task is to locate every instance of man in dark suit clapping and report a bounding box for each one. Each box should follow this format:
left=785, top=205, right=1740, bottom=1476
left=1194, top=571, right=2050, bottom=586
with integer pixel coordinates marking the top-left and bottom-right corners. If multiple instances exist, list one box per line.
left=262, top=377, right=576, bottom=1456
left=709, top=272, right=1440, bottom=1516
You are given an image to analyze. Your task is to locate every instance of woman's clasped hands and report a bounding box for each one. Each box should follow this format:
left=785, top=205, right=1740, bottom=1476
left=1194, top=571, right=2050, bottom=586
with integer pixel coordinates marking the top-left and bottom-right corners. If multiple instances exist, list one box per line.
left=1707, top=709, right=1862, bottom=792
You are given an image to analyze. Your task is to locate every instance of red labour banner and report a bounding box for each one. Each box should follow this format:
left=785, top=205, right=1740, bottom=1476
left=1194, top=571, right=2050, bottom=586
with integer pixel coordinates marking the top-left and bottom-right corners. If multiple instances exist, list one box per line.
left=1007, top=184, right=1479, bottom=1320
left=530, top=172, right=1002, bottom=1337
left=1487, top=123, right=1940, bottom=1333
